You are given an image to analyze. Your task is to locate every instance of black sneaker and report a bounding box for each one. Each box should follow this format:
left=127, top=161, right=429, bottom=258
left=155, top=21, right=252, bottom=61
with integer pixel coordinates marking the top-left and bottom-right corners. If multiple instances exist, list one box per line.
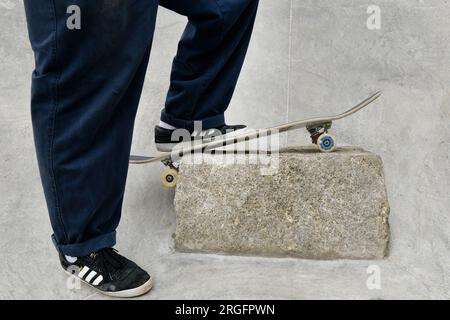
left=155, top=124, right=247, bottom=152
left=60, top=248, right=153, bottom=298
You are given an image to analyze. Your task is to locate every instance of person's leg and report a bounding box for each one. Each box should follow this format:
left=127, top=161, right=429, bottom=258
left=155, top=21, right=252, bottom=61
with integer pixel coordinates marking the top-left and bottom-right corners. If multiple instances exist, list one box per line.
left=159, top=0, right=259, bottom=130
left=24, top=0, right=158, bottom=257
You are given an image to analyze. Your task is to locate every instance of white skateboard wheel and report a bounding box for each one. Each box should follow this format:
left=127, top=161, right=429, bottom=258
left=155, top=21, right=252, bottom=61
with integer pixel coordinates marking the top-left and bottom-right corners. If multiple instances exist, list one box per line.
left=160, top=168, right=178, bottom=189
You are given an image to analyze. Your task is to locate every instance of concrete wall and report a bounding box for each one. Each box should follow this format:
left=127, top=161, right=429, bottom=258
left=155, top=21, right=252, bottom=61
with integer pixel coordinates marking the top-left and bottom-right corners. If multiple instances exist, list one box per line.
left=0, top=0, right=448, bottom=299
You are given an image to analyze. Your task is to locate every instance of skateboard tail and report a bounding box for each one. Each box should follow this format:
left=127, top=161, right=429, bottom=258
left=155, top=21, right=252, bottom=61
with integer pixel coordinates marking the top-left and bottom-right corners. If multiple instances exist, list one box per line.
left=334, top=89, right=382, bottom=120
left=279, top=90, right=383, bottom=132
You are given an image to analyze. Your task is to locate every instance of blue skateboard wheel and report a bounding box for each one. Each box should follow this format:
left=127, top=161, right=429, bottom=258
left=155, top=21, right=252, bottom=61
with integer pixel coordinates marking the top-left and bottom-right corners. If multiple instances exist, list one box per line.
left=317, top=133, right=337, bottom=153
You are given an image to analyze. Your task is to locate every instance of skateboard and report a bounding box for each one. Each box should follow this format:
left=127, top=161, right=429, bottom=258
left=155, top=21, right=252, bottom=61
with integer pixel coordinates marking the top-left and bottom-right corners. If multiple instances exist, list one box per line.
left=130, top=90, right=382, bottom=188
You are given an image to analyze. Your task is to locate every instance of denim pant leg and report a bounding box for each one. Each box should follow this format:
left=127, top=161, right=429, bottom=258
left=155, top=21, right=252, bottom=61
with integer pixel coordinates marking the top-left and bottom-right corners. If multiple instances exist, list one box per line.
left=24, top=0, right=159, bottom=257
left=160, top=0, right=260, bottom=130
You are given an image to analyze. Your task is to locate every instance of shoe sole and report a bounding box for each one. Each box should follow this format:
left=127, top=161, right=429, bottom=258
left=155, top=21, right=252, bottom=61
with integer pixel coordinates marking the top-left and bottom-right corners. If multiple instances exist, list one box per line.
left=156, top=140, right=211, bottom=152
left=65, top=270, right=153, bottom=298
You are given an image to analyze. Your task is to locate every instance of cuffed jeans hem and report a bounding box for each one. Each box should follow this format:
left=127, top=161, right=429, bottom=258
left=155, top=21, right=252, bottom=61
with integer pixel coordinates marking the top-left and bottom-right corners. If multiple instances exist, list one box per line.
left=160, top=109, right=225, bottom=130
left=52, top=231, right=117, bottom=257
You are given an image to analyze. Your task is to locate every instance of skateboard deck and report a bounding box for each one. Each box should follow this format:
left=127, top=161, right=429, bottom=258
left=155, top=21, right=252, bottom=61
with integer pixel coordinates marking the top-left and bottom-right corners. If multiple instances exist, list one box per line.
left=130, top=90, right=382, bottom=187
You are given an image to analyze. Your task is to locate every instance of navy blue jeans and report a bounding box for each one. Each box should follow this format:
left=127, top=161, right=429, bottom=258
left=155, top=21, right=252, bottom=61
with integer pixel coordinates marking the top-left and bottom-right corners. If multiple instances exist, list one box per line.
left=24, top=0, right=259, bottom=257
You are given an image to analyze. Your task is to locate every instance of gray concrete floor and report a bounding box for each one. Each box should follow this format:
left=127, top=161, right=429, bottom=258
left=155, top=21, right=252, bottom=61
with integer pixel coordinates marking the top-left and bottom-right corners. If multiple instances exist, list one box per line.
left=1, top=1, right=449, bottom=299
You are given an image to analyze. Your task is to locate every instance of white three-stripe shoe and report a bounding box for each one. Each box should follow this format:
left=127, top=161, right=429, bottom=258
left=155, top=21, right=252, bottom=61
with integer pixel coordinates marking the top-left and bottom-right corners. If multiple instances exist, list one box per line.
left=60, top=248, right=153, bottom=298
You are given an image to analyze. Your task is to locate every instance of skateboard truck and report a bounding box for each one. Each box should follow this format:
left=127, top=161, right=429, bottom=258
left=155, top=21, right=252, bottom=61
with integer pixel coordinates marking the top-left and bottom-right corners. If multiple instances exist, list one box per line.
left=307, top=121, right=336, bottom=153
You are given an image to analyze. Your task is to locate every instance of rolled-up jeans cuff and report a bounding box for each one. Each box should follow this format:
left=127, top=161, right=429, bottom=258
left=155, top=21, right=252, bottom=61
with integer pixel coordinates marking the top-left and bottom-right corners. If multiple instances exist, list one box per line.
left=52, top=231, right=117, bottom=257
left=160, top=109, right=225, bottom=130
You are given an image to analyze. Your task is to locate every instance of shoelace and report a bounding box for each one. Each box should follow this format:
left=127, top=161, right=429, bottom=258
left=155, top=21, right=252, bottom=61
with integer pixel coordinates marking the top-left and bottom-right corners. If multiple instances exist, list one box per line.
left=91, top=248, right=126, bottom=281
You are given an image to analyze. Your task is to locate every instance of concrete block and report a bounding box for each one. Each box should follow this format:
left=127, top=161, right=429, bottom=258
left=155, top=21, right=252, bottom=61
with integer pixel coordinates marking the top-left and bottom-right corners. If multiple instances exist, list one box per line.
left=174, top=146, right=390, bottom=260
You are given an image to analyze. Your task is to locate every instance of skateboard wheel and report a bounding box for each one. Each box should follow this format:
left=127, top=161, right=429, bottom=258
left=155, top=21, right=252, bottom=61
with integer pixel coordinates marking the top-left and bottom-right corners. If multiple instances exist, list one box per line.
left=317, top=133, right=337, bottom=153
left=160, top=168, right=178, bottom=189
